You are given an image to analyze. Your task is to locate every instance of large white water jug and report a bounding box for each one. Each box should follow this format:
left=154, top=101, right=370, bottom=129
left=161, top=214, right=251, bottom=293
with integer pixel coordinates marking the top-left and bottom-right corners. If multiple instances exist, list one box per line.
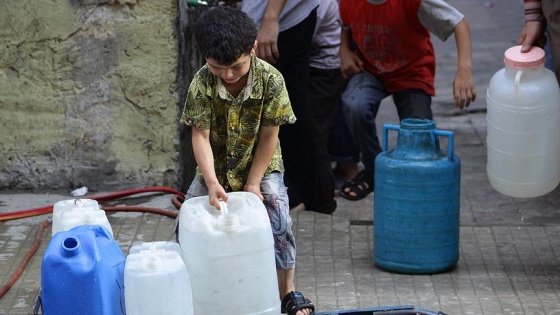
left=178, top=192, right=280, bottom=315
left=51, top=199, right=113, bottom=236
left=487, top=45, right=560, bottom=198
left=124, top=241, right=194, bottom=315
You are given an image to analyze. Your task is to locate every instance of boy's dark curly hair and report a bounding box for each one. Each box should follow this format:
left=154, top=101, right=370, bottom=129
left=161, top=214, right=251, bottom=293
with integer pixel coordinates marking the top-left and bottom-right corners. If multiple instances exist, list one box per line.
left=194, top=6, right=258, bottom=66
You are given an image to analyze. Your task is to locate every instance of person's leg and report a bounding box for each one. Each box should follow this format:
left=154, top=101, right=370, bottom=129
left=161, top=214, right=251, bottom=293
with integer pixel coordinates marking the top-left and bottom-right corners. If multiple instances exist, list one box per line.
left=260, top=172, right=314, bottom=315
left=328, top=103, right=360, bottom=190
left=340, top=71, right=388, bottom=200
left=541, top=0, right=560, bottom=84
left=308, top=66, right=344, bottom=213
left=274, top=9, right=318, bottom=211
left=328, top=100, right=360, bottom=165
left=392, top=89, right=433, bottom=121
left=276, top=268, right=296, bottom=303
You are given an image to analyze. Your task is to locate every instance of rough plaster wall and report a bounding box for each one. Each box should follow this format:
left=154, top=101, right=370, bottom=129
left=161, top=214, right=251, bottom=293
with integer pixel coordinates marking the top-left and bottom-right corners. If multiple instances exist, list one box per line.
left=0, top=0, right=179, bottom=191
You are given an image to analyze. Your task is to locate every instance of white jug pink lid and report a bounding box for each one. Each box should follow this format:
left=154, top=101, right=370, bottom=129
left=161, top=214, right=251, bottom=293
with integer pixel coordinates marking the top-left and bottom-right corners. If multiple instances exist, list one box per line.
left=504, top=45, right=545, bottom=69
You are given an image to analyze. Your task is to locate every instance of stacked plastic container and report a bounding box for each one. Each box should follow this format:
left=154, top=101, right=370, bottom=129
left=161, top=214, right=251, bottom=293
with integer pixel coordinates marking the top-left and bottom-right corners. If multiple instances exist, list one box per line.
left=487, top=45, right=560, bottom=198
left=43, top=192, right=281, bottom=315
left=124, top=241, right=194, bottom=315
left=178, top=192, right=280, bottom=315
left=42, top=199, right=124, bottom=315
left=41, top=224, right=126, bottom=315
left=51, top=198, right=112, bottom=236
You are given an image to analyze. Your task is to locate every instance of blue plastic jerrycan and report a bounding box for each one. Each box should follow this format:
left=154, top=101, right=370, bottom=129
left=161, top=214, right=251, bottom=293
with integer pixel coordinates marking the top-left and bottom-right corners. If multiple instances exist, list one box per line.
left=41, top=225, right=126, bottom=315
left=374, top=118, right=460, bottom=274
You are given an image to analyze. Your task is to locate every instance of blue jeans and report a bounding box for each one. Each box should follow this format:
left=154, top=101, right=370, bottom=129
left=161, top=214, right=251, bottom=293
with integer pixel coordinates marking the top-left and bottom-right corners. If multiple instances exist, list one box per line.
left=341, top=71, right=433, bottom=174
left=328, top=104, right=360, bottom=163
left=183, top=171, right=296, bottom=270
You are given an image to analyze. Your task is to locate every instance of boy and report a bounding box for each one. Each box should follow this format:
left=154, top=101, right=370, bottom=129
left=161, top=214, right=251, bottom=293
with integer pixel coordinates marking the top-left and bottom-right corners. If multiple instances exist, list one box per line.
left=338, top=0, right=477, bottom=201
left=180, top=6, right=314, bottom=315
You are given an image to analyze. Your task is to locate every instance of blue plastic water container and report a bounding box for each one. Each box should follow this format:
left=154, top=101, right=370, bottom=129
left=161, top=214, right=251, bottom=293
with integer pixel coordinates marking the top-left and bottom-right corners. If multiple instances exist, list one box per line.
left=41, top=225, right=126, bottom=315
left=374, top=119, right=460, bottom=274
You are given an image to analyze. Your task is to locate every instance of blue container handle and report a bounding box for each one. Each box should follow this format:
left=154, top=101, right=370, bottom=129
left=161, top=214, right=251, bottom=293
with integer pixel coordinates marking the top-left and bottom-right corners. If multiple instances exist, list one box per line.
left=433, top=130, right=455, bottom=159
left=382, top=124, right=455, bottom=159
left=382, top=124, right=400, bottom=152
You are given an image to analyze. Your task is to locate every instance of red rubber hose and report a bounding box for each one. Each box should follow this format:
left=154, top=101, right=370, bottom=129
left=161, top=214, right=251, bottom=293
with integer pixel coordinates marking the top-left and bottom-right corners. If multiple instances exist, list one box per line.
left=0, top=219, right=51, bottom=298
left=88, top=186, right=184, bottom=203
left=0, top=186, right=184, bottom=222
left=171, top=194, right=185, bottom=209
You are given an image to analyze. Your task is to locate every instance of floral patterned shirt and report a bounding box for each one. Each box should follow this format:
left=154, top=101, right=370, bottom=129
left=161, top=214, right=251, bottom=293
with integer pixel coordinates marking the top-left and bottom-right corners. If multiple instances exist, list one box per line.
left=180, top=56, right=296, bottom=191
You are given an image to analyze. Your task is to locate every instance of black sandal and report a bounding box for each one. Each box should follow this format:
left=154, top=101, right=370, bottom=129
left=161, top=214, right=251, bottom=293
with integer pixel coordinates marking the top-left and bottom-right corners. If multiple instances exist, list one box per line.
left=339, top=170, right=374, bottom=201
left=281, top=291, right=315, bottom=315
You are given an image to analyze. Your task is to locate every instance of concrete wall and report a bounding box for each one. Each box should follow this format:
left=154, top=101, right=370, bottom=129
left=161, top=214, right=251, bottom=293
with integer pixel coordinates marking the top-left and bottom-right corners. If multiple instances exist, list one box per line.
left=0, top=0, right=190, bottom=191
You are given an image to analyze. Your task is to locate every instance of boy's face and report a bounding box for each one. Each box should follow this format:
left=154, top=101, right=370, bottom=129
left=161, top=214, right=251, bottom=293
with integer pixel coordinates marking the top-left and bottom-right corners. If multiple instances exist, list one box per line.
left=206, top=41, right=257, bottom=85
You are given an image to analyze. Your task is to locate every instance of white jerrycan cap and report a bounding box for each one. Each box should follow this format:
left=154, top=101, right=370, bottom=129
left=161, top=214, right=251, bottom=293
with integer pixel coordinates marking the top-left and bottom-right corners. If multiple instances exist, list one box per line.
left=504, top=45, right=545, bottom=69
left=217, top=200, right=241, bottom=232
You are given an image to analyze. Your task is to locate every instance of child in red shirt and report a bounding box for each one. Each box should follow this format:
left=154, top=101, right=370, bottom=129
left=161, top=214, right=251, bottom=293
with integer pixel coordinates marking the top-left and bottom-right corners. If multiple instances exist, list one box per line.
left=338, top=0, right=476, bottom=200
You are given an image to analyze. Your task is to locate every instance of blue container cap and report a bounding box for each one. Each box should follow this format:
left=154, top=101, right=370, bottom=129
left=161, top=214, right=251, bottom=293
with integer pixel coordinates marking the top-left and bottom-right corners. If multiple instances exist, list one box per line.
left=62, top=236, right=80, bottom=257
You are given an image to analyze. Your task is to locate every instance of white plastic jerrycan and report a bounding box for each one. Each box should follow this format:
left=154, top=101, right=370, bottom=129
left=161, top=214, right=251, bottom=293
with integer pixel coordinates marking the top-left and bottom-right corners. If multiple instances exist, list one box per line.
left=125, top=241, right=194, bottom=315
left=178, top=192, right=280, bottom=315
left=52, top=199, right=113, bottom=236
left=487, top=45, right=560, bottom=198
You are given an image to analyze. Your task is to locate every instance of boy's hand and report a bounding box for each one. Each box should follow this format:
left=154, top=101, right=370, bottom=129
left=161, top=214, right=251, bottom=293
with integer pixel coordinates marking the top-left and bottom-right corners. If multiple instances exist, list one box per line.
left=207, top=182, right=228, bottom=210
left=256, top=19, right=280, bottom=64
left=453, top=68, right=476, bottom=109
left=243, top=183, right=264, bottom=201
left=340, top=50, right=364, bottom=79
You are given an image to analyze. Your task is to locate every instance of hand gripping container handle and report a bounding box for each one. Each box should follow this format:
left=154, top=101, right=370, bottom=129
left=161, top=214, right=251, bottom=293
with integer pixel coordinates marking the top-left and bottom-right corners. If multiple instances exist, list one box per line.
left=382, top=124, right=455, bottom=159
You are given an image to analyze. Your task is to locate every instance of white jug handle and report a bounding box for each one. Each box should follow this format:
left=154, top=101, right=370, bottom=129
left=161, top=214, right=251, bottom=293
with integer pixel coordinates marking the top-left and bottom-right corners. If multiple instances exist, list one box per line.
left=74, top=199, right=84, bottom=208
left=217, top=199, right=240, bottom=232
left=514, top=70, right=523, bottom=97
left=218, top=200, right=228, bottom=215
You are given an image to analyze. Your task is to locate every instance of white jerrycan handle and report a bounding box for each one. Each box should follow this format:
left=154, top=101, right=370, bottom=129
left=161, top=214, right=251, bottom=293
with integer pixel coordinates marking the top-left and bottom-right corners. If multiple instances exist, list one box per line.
left=218, top=200, right=228, bottom=214
left=217, top=199, right=241, bottom=232
left=514, top=70, right=524, bottom=97
left=74, top=198, right=84, bottom=207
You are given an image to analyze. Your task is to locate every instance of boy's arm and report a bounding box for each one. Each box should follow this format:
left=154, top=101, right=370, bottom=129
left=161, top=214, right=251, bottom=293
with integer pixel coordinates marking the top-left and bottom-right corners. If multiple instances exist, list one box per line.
left=192, top=127, right=228, bottom=209
left=339, top=27, right=363, bottom=79
left=452, top=18, right=476, bottom=109
left=518, top=0, right=546, bottom=52
left=244, top=125, right=279, bottom=201
left=256, top=0, right=288, bottom=64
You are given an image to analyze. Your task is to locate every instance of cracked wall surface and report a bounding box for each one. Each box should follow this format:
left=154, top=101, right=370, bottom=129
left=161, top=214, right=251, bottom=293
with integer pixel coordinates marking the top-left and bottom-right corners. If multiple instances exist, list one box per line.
left=0, top=0, right=180, bottom=191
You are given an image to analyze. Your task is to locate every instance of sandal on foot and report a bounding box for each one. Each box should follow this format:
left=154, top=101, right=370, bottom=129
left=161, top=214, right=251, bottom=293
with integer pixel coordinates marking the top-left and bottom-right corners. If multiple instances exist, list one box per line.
left=339, top=170, right=374, bottom=201
left=281, top=291, right=315, bottom=315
